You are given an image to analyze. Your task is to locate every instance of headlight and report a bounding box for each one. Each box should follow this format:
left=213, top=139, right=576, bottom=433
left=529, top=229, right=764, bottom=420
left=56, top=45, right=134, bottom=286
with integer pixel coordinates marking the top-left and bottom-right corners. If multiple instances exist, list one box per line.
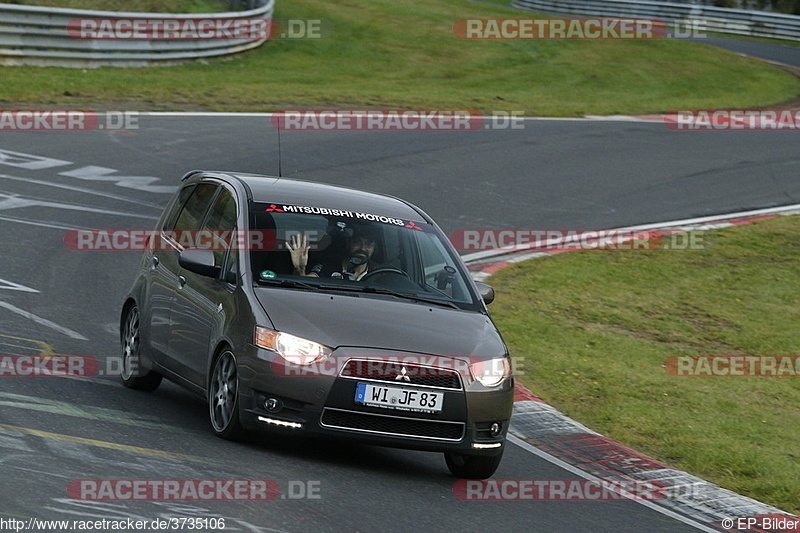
left=254, top=327, right=332, bottom=365
left=469, top=357, right=511, bottom=387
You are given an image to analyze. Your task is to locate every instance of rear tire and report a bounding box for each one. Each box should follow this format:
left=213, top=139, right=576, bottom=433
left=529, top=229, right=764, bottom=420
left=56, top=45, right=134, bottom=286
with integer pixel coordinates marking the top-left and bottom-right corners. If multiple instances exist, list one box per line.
left=209, top=350, right=246, bottom=440
left=120, top=305, right=162, bottom=391
left=444, top=449, right=504, bottom=479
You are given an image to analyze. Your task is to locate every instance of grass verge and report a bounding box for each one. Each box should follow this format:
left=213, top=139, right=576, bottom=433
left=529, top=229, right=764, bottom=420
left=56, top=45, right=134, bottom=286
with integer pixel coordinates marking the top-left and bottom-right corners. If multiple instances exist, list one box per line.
left=488, top=215, right=800, bottom=514
left=0, top=0, right=797, bottom=115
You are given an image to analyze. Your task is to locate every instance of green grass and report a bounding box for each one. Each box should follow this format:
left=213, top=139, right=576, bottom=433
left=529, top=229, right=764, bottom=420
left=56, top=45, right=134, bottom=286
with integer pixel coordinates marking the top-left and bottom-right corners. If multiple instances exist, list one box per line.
left=0, top=0, right=797, bottom=115
left=488, top=216, right=800, bottom=514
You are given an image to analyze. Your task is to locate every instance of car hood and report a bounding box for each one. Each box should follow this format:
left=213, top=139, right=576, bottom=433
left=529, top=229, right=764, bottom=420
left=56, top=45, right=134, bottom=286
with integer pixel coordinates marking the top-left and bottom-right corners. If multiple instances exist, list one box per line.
left=254, top=287, right=506, bottom=356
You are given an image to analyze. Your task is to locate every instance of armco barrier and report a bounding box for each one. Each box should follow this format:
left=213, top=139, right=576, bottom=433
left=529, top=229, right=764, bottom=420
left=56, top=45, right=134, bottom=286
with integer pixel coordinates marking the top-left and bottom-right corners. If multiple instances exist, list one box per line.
left=513, top=0, right=800, bottom=41
left=0, top=0, right=274, bottom=67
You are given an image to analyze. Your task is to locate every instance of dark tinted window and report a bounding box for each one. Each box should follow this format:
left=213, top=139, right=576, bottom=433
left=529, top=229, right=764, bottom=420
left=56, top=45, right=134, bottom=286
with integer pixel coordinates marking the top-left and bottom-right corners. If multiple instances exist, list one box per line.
left=174, top=183, right=218, bottom=231
left=203, top=189, right=237, bottom=233
left=202, top=189, right=238, bottom=270
left=162, top=184, right=196, bottom=231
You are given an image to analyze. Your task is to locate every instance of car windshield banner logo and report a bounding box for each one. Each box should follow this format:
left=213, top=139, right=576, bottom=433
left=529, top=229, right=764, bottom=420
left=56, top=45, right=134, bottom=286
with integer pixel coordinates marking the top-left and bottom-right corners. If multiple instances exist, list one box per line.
left=262, top=203, right=428, bottom=229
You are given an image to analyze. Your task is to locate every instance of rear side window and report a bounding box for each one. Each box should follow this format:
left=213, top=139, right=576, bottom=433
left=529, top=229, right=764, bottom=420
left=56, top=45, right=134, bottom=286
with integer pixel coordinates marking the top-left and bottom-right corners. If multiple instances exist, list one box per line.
left=173, top=183, right=218, bottom=231
left=161, top=184, right=196, bottom=231
left=203, top=189, right=237, bottom=233
left=202, top=189, right=238, bottom=271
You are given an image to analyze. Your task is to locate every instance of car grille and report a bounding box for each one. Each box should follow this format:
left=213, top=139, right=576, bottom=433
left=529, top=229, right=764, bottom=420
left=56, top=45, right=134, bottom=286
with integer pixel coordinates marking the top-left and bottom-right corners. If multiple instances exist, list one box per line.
left=321, top=408, right=465, bottom=441
left=340, top=359, right=463, bottom=390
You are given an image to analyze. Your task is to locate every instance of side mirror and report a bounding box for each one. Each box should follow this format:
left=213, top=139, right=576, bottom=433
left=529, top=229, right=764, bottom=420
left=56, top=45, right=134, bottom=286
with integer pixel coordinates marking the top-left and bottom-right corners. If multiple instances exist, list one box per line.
left=179, top=249, right=221, bottom=278
left=475, top=281, right=495, bottom=305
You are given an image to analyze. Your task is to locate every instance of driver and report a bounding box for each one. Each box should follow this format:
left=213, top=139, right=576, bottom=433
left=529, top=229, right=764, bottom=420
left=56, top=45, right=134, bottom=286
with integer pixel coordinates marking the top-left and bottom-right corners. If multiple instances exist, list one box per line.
left=287, top=225, right=377, bottom=281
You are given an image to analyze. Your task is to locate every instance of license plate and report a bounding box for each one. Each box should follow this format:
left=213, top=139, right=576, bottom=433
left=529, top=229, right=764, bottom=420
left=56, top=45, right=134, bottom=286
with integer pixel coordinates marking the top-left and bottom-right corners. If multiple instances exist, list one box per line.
left=355, top=383, right=443, bottom=413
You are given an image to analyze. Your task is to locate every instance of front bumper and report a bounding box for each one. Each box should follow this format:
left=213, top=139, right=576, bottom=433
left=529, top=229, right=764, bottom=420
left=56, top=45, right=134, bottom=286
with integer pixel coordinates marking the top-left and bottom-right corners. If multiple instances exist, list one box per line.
left=237, top=349, right=514, bottom=454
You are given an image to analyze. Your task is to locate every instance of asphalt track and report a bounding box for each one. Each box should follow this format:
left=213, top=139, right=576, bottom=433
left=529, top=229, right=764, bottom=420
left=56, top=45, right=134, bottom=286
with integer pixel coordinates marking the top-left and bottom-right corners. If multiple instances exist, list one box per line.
left=0, top=113, right=797, bottom=532
left=685, top=35, right=800, bottom=67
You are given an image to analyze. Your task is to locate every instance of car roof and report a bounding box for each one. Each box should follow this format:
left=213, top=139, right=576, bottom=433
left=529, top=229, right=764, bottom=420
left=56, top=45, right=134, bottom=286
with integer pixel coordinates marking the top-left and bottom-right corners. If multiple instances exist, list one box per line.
left=188, top=171, right=430, bottom=223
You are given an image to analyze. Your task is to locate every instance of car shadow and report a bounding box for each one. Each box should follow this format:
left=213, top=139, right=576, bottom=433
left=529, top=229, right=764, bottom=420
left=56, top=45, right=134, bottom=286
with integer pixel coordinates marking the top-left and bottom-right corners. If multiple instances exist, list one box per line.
left=120, top=379, right=453, bottom=482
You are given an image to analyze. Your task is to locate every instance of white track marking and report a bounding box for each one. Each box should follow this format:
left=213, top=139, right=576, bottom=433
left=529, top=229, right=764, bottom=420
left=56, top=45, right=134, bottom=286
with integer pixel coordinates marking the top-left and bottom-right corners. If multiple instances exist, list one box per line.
left=623, top=203, right=800, bottom=231
left=0, top=174, right=164, bottom=209
left=464, top=203, right=800, bottom=264
left=0, top=192, right=158, bottom=219
left=0, top=214, right=84, bottom=230
left=59, top=166, right=174, bottom=194
left=508, top=435, right=721, bottom=533
left=0, top=300, right=88, bottom=341
left=0, top=149, right=71, bottom=170
left=136, top=112, right=659, bottom=122
left=0, top=278, right=39, bottom=293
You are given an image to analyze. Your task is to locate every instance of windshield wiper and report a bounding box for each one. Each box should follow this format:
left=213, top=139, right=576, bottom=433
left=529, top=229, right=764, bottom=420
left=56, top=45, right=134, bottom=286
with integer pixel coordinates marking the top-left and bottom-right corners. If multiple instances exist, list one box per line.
left=257, top=279, right=461, bottom=309
left=317, top=284, right=460, bottom=309
left=255, top=278, right=318, bottom=291
left=257, top=279, right=372, bottom=297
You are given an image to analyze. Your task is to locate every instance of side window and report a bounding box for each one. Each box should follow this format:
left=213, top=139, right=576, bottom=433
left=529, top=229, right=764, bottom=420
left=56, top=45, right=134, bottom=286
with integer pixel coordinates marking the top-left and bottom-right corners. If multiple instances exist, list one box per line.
left=203, top=189, right=237, bottom=233
left=174, top=183, right=218, bottom=231
left=202, top=189, right=238, bottom=272
left=416, top=232, right=471, bottom=302
left=162, top=184, right=196, bottom=231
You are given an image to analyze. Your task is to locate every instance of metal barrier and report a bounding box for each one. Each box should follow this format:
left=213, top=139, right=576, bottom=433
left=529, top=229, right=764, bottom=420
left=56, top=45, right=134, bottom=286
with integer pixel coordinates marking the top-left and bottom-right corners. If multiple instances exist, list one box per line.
left=0, top=0, right=275, bottom=67
left=513, top=0, right=800, bottom=41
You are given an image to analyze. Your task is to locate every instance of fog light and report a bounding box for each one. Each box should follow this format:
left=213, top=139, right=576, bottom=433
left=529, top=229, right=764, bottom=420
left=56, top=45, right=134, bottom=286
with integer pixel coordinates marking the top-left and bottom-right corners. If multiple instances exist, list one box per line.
left=264, top=397, right=283, bottom=413
left=490, top=422, right=502, bottom=437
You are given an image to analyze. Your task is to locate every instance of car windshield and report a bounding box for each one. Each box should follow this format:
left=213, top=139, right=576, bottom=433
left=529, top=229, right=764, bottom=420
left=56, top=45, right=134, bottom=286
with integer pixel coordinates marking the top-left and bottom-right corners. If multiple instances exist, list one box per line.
left=248, top=203, right=477, bottom=308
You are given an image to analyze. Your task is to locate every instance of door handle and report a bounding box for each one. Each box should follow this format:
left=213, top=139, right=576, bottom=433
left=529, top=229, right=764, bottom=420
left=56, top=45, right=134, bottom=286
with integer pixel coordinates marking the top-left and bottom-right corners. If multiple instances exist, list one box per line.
left=178, top=275, right=186, bottom=289
left=152, top=255, right=160, bottom=269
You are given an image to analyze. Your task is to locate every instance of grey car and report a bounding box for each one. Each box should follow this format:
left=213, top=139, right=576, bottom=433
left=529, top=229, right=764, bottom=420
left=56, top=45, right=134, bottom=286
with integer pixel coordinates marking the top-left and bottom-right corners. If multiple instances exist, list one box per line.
left=120, top=170, right=514, bottom=478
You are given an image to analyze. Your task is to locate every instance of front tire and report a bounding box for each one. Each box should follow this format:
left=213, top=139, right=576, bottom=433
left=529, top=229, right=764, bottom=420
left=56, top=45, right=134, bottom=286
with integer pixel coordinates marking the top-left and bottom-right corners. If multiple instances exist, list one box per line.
left=445, top=449, right=504, bottom=479
left=209, top=350, right=246, bottom=440
left=120, top=305, right=162, bottom=391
